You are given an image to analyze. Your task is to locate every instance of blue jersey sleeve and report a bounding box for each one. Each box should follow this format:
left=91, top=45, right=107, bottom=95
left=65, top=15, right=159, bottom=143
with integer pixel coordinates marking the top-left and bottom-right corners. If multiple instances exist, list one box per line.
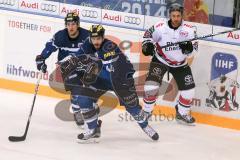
left=76, top=38, right=94, bottom=56
left=114, top=45, right=122, bottom=55
left=40, top=34, right=59, bottom=59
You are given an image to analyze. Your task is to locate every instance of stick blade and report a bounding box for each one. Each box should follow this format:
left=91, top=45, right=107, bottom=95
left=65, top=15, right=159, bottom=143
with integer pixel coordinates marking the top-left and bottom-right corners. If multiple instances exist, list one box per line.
left=8, top=136, right=26, bottom=142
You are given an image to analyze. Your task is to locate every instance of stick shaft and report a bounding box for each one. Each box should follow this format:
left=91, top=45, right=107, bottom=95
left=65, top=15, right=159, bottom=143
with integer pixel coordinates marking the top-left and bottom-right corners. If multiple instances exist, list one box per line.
left=8, top=72, right=42, bottom=142
left=160, top=28, right=240, bottom=49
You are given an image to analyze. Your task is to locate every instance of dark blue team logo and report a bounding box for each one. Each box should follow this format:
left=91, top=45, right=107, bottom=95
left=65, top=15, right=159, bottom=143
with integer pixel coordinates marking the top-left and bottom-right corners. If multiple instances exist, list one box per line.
left=211, top=52, right=238, bottom=80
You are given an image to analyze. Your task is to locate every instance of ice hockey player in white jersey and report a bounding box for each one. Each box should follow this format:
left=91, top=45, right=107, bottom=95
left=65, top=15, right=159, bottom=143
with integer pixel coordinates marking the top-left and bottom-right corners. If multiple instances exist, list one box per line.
left=142, top=4, right=197, bottom=125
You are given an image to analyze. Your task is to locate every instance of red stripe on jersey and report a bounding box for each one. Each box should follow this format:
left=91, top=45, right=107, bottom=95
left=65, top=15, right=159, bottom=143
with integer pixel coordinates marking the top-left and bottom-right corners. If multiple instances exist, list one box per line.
left=155, top=43, right=184, bottom=65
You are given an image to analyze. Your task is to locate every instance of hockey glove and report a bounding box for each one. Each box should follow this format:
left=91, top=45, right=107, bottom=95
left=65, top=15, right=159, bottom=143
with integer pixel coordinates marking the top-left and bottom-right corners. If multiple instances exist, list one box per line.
left=58, top=55, right=79, bottom=81
left=179, top=41, right=193, bottom=55
left=59, top=54, right=102, bottom=84
left=142, top=40, right=155, bottom=56
left=82, top=60, right=102, bottom=85
left=35, top=55, right=47, bottom=73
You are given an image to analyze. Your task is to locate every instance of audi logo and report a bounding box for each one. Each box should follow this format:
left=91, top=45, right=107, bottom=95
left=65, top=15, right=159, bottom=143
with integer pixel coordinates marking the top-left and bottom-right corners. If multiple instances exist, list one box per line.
left=81, top=10, right=98, bottom=18
left=0, top=0, right=15, bottom=6
left=124, top=16, right=141, bottom=25
left=41, top=3, right=57, bottom=12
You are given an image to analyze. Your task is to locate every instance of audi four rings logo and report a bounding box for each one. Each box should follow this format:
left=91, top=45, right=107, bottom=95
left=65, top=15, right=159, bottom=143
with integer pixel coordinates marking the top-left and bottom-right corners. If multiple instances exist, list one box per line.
left=81, top=10, right=98, bottom=18
left=41, top=3, right=57, bottom=12
left=0, top=0, right=15, bottom=6
left=124, top=16, right=141, bottom=25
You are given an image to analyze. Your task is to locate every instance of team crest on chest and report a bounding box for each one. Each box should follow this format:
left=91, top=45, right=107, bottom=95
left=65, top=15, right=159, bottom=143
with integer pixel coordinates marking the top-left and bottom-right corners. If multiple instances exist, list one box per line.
left=179, top=30, right=188, bottom=37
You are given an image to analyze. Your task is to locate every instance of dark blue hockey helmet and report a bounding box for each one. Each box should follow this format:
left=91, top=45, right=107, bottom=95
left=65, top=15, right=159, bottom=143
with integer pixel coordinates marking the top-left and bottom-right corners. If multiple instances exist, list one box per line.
left=89, top=25, right=105, bottom=37
left=64, top=12, right=80, bottom=26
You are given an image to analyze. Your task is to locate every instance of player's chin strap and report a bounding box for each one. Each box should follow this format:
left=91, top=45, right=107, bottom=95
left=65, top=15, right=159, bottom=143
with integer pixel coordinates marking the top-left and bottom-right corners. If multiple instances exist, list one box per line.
left=160, top=27, right=240, bottom=49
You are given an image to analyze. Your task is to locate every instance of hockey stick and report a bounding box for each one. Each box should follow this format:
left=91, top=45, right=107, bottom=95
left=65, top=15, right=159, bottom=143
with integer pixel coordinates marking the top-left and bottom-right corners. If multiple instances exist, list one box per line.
left=8, top=70, right=43, bottom=142
left=160, top=27, right=240, bottom=49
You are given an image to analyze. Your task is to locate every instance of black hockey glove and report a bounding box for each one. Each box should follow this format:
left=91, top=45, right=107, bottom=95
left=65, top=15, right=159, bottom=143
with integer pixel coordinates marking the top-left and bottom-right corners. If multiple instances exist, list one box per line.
left=35, top=55, right=47, bottom=73
left=58, top=55, right=79, bottom=80
left=59, top=54, right=102, bottom=85
left=142, top=40, right=155, bottom=56
left=179, top=41, right=193, bottom=55
left=82, top=60, right=102, bottom=85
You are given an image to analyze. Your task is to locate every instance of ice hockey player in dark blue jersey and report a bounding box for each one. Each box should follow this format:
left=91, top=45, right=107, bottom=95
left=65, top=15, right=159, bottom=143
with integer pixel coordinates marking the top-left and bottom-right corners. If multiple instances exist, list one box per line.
left=35, top=12, right=89, bottom=127
left=59, top=25, right=159, bottom=143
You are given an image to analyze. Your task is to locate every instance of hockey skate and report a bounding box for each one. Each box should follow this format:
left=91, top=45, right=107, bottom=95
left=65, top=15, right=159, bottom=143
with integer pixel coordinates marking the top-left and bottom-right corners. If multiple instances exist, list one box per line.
left=175, top=105, right=195, bottom=126
left=142, top=125, right=159, bottom=141
left=132, top=110, right=159, bottom=141
left=77, top=120, right=102, bottom=144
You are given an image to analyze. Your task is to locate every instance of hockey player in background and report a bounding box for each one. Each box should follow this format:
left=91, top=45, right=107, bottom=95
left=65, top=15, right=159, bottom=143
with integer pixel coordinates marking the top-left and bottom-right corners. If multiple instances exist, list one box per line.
left=142, top=4, right=197, bottom=125
left=35, top=12, right=89, bottom=127
left=59, top=25, right=159, bottom=142
left=206, top=75, right=239, bottom=111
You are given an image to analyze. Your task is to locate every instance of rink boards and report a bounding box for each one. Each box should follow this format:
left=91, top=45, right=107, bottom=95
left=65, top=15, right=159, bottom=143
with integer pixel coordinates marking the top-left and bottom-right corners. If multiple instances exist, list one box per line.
left=0, top=9, right=240, bottom=130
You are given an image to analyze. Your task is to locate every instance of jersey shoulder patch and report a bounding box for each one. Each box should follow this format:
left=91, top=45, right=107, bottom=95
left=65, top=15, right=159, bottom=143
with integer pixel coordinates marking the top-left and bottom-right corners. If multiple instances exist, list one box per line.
left=144, top=25, right=155, bottom=38
left=155, top=21, right=165, bottom=28
left=102, top=39, right=121, bottom=59
left=182, top=22, right=193, bottom=29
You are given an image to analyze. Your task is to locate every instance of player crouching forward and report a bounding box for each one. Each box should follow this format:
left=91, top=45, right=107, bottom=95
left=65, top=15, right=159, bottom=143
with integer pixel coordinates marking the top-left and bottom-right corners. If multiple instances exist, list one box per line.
left=142, top=4, right=197, bottom=125
left=60, top=25, right=159, bottom=143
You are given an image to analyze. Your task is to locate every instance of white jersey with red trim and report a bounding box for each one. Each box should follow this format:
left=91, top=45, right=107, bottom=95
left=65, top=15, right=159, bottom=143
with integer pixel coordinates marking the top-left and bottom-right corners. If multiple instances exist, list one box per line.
left=143, top=20, right=196, bottom=67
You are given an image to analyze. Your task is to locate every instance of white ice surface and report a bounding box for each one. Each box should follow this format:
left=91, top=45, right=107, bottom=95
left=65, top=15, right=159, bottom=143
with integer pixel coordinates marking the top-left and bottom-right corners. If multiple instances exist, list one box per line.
left=0, top=89, right=239, bottom=160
